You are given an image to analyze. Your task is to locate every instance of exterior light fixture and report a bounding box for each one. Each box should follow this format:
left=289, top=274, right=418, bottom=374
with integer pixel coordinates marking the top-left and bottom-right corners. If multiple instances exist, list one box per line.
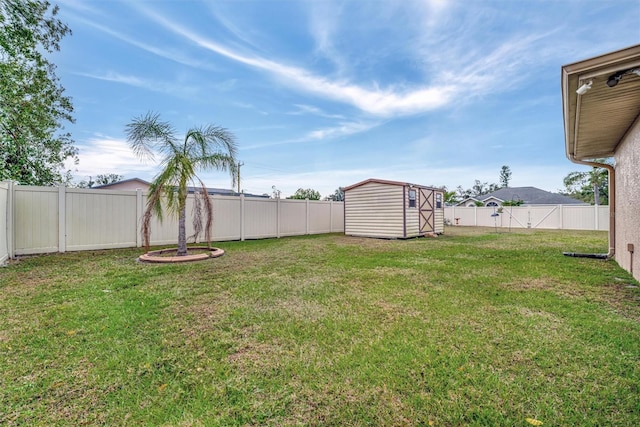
left=606, top=71, right=624, bottom=87
left=576, top=80, right=592, bottom=95
left=606, top=68, right=640, bottom=87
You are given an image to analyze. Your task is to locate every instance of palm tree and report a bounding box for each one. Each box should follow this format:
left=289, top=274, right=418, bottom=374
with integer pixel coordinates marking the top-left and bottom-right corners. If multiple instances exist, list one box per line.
left=126, top=112, right=238, bottom=255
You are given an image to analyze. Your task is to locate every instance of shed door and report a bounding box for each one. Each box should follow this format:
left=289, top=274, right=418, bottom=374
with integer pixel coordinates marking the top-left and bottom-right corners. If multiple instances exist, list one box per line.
left=419, top=188, right=434, bottom=233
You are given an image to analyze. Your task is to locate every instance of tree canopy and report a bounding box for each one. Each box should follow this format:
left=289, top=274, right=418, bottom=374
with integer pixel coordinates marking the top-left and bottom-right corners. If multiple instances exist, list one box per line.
left=499, top=165, right=512, bottom=188
left=456, top=165, right=512, bottom=199
left=325, top=187, right=344, bottom=201
left=76, top=173, right=124, bottom=188
left=288, top=188, right=321, bottom=200
left=561, top=163, right=609, bottom=205
left=0, top=0, right=77, bottom=185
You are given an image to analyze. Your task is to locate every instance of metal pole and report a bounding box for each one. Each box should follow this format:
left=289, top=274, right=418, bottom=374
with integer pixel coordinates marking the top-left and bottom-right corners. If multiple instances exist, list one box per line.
left=237, top=161, right=244, bottom=194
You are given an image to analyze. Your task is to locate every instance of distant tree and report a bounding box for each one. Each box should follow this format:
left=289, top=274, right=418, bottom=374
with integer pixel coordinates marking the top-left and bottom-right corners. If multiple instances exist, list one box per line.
left=75, top=173, right=123, bottom=188
left=499, top=165, right=512, bottom=188
left=94, top=173, right=123, bottom=186
left=76, top=173, right=124, bottom=188
left=288, top=188, right=321, bottom=200
left=126, top=112, right=237, bottom=255
left=456, top=185, right=472, bottom=200
left=561, top=163, right=609, bottom=205
left=0, top=0, right=77, bottom=185
left=472, top=180, right=490, bottom=196
left=75, top=177, right=94, bottom=188
left=444, top=189, right=458, bottom=205
left=325, top=187, right=344, bottom=201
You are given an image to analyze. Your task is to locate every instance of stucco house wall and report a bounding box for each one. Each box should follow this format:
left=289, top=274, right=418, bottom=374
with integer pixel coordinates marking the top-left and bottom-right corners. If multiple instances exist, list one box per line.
left=614, top=117, right=640, bottom=280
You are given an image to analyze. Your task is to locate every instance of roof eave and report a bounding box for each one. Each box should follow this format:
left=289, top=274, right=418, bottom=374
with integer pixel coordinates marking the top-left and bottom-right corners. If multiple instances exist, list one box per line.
left=562, top=44, right=640, bottom=162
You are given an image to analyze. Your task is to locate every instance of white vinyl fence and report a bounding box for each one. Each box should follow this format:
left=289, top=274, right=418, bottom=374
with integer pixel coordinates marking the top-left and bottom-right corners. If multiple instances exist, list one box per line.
left=0, top=182, right=10, bottom=264
left=445, top=205, right=609, bottom=231
left=1, top=183, right=344, bottom=258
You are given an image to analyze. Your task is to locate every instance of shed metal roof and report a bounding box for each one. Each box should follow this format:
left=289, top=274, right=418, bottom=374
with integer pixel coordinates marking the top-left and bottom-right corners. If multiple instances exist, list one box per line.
left=343, top=178, right=440, bottom=192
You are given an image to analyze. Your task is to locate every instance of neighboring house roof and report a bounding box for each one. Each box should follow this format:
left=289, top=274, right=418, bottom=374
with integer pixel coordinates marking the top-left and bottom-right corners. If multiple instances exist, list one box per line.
left=344, top=178, right=440, bottom=192
left=562, top=44, right=640, bottom=161
left=457, top=186, right=587, bottom=206
left=93, top=178, right=151, bottom=190
left=95, top=178, right=268, bottom=198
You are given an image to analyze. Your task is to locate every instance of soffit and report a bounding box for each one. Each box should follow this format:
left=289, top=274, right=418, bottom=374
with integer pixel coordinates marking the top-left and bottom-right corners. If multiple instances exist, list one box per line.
left=562, top=44, right=640, bottom=161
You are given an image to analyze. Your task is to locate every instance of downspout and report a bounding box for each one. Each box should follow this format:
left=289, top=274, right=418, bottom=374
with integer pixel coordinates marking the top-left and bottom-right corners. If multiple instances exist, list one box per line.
left=566, top=156, right=615, bottom=259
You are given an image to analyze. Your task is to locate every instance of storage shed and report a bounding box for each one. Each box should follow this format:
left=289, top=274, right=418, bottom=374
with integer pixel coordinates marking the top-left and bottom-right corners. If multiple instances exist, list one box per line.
left=344, top=178, right=445, bottom=239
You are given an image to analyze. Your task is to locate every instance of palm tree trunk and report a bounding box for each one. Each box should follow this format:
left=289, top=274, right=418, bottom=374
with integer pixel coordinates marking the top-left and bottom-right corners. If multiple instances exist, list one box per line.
left=178, top=203, right=187, bottom=256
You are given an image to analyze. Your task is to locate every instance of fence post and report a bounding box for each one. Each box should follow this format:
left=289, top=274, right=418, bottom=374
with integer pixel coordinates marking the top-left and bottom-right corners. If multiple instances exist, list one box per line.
left=240, top=194, right=245, bottom=241
left=7, top=181, right=14, bottom=259
left=558, top=205, right=563, bottom=230
left=594, top=204, right=599, bottom=230
left=304, top=199, right=309, bottom=234
left=58, top=186, right=66, bottom=253
left=276, top=196, right=281, bottom=238
left=136, top=189, right=143, bottom=247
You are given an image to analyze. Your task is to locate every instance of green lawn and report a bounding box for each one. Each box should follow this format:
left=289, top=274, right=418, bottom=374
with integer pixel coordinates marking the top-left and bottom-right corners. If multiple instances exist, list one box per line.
left=1, top=227, right=638, bottom=426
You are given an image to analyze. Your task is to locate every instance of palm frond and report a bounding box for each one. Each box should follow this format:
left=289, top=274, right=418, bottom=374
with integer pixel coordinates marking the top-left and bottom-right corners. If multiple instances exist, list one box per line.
left=197, top=153, right=238, bottom=188
left=125, top=111, right=179, bottom=162
left=195, top=177, right=214, bottom=249
left=190, top=188, right=203, bottom=243
left=141, top=183, right=165, bottom=252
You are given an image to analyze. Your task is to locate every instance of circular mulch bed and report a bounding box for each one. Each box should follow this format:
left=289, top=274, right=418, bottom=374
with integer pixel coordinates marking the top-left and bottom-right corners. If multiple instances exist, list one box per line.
left=138, top=247, right=225, bottom=263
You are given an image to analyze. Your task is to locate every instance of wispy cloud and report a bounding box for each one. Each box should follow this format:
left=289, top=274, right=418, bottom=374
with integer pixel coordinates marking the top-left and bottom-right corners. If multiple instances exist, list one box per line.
left=73, top=71, right=200, bottom=98
left=287, top=104, right=345, bottom=119
left=308, top=1, right=349, bottom=75
left=135, top=5, right=457, bottom=118
left=241, top=120, right=379, bottom=150
left=67, top=12, right=219, bottom=71
left=304, top=121, right=378, bottom=141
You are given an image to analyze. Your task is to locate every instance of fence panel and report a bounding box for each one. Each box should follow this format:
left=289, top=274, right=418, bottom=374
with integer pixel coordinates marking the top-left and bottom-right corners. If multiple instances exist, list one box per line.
left=279, top=199, right=307, bottom=236
left=211, top=196, right=241, bottom=241
left=332, top=201, right=344, bottom=231
left=14, top=186, right=59, bottom=254
left=309, top=201, right=332, bottom=234
left=65, top=188, right=138, bottom=250
left=244, top=197, right=278, bottom=239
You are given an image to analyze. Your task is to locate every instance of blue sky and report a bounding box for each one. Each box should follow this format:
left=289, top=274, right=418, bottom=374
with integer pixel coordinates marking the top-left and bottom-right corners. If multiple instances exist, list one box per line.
left=56, top=0, right=639, bottom=198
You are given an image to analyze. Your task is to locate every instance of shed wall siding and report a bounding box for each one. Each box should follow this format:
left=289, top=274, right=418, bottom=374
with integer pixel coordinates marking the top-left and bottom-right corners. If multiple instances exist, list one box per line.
left=345, top=182, right=405, bottom=238
left=434, top=206, right=444, bottom=234
left=614, top=117, right=640, bottom=281
left=405, top=186, right=420, bottom=237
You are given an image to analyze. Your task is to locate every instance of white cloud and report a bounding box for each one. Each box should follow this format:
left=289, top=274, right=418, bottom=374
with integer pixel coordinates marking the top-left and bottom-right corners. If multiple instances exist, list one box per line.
left=70, top=136, right=158, bottom=180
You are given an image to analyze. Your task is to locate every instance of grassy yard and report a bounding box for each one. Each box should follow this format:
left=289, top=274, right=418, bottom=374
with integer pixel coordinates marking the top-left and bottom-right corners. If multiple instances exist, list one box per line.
left=1, top=227, right=639, bottom=426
